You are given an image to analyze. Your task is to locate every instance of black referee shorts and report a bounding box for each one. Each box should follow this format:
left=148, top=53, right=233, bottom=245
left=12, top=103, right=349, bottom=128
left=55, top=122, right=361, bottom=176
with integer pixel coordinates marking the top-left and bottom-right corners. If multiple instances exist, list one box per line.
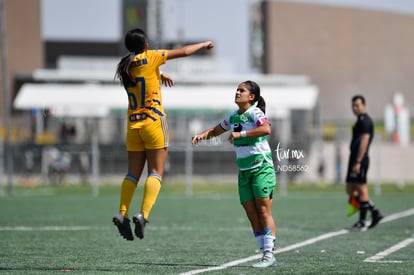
left=346, top=158, right=369, bottom=184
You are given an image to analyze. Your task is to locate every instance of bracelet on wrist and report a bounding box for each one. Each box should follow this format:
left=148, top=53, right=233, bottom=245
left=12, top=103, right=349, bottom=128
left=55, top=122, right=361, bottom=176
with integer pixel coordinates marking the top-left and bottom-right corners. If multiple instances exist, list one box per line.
left=240, top=131, right=247, bottom=138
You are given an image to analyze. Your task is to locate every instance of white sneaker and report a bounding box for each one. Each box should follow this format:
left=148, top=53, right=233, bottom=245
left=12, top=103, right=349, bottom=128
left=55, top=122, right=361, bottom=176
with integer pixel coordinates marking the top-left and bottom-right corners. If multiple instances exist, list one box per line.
left=252, top=253, right=276, bottom=268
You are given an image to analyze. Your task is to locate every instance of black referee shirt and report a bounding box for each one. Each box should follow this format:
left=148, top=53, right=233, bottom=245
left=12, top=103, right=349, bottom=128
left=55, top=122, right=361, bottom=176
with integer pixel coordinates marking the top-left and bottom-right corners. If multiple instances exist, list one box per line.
left=349, top=113, right=374, bottom=163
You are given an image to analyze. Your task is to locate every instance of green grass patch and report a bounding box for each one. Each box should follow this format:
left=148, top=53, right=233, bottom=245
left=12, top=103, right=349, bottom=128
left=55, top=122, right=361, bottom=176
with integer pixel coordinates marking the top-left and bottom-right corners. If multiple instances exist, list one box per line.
left=0, top=182, right=413, bottom=274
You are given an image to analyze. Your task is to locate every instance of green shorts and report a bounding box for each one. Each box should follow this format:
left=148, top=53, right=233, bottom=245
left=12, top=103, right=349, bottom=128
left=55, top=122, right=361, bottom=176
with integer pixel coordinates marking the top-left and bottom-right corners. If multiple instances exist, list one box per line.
left=238, top=161, right=276, bottom=203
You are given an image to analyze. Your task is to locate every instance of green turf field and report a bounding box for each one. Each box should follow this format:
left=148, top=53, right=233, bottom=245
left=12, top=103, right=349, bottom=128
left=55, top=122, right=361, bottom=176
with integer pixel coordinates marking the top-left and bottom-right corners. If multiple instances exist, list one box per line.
left=0, top=183, right=413, bottom=274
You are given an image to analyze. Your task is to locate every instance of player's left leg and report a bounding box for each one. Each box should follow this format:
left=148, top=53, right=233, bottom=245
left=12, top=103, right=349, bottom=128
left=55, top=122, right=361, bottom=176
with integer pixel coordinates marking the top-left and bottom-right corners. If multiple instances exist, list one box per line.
left=354, top=161, right=383, bottom=230
left=353, top=183, right=369, bottom=228
left=113, top=151, right=146, bottom=240
left=358, top=184, right=384, bottom=229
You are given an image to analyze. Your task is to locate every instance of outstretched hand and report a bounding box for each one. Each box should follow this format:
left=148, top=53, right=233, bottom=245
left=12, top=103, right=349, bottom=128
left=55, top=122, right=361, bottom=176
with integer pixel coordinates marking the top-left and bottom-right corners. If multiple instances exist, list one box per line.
left=161, top=73, right=174, bottom=87
left=191, top=135, right=202, bottom=146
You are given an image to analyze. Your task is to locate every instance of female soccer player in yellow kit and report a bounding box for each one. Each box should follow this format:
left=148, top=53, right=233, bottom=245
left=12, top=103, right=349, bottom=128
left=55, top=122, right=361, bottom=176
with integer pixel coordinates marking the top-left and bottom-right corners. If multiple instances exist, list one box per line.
left=113, top=28, right=214, bottom=241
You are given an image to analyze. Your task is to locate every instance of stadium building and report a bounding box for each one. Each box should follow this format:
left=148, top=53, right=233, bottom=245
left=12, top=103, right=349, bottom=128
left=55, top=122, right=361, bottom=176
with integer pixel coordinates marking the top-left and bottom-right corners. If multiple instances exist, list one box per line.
left=1, top=0, right=414, bottom=186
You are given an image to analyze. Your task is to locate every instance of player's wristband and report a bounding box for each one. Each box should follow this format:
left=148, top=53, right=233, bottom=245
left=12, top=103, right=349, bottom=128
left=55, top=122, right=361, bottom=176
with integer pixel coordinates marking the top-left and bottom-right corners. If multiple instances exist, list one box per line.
left=240, top=131, right=247, bottom=138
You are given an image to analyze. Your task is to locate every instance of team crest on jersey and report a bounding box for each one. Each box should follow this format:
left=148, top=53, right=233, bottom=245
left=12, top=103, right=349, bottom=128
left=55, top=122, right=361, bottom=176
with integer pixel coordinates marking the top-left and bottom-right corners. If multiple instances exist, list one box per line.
left=230, top=113, right=250, bottom=124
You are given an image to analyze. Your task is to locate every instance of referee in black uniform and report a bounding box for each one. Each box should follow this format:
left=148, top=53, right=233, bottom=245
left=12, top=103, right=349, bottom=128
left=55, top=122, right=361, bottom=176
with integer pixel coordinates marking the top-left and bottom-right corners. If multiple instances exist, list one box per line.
left=346, top=95, right=384, bottom=230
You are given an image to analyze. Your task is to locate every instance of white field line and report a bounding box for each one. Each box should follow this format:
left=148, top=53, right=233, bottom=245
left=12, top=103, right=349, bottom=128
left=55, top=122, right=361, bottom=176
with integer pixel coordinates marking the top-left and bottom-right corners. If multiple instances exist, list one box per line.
left=0, top=226, right=96, bottom=231
left=364, top=238, right=414, bottom=263
left=179, top=208, right=414, bottom=275
left=0, top=225, right=252, bottom=232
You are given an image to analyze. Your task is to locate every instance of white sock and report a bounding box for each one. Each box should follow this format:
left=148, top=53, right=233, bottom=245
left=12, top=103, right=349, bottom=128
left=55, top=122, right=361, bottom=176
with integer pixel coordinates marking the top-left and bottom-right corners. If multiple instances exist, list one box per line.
left=263, top=235, right=276, bottom=255
left=255, top=235, right=264, bottom=251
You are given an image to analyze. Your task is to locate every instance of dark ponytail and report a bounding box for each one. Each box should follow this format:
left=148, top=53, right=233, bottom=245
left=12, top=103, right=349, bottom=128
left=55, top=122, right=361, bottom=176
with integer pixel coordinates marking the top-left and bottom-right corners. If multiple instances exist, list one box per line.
left=256, top=95, right=266, bottom=114
left=115, top=28, right=149, bottom=88
left=242, top=80, right=266, bottom=114
left=115, top=53, right=135, bottom=88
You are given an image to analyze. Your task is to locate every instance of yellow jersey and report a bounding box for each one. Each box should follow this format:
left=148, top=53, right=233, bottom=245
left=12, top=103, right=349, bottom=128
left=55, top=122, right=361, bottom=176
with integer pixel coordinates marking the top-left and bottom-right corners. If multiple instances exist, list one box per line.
left=126, top=49, right=169, bottom=129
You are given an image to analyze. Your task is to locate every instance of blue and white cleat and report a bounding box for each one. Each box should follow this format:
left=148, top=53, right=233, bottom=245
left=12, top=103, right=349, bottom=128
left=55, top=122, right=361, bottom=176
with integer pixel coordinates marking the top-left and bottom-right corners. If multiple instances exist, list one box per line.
left=252, top=253, right=276, bottom=268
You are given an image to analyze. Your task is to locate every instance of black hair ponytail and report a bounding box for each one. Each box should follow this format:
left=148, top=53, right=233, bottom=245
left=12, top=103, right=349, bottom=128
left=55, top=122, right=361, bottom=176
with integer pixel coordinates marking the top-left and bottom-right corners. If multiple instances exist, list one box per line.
left=243, top=80, right=266, bottom=114
left=115, top=53, right=135, bottom=88
left=256, top=95, right=266, bottom=114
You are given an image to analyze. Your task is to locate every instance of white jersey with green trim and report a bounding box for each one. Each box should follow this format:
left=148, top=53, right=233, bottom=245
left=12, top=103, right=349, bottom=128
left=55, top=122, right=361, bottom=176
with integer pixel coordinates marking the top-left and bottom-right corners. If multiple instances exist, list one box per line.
left=220, top=106, right=274, bottom=170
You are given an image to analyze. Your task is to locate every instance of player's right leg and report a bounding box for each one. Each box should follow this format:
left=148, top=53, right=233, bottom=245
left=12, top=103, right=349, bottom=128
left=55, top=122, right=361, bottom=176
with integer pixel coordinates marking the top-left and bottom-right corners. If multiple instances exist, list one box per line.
left=242, top=200, right=263, bottom=250
left=347, top=183, right=367, bottom=231
left=113, top=173, right=142, bottom=240
left=239, top=170, right=266, bottom=254
left=132, top=118, right=169, bottom=239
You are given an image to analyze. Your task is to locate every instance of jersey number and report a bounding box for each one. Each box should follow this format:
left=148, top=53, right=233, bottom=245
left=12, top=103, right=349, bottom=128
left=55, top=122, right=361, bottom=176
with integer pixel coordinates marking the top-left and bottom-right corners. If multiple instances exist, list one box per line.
left=127, top=77, right=146, bottom=110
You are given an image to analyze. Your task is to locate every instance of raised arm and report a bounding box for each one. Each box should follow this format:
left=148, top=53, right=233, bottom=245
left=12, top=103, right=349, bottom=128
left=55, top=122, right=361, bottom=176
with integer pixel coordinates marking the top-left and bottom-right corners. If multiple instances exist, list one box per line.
left=228, top=122, right=271, bottom=144
left=192, top=124, right=226, bottom=145
left=168, top=41, right=214, bottom=60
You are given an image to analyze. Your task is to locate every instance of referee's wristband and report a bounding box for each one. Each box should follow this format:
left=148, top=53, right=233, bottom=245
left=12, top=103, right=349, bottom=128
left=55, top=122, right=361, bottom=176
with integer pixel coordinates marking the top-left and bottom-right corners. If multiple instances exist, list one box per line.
left=240, top=131, right=247, bottom=138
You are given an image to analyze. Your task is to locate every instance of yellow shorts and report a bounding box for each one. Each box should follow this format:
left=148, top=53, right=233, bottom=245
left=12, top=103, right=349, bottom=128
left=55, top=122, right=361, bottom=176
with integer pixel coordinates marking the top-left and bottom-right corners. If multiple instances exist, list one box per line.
left=126, top=116, right=169, bottom=151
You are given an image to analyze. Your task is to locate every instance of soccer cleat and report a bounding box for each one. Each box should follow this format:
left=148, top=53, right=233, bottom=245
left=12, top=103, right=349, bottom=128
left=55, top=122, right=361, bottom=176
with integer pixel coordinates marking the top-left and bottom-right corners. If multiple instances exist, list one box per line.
left=112, top=214, right=134, bottom=241
left=349, top=220, right=365, bottom=231
left=252, top=252, right=276, bottom=268
left=368, top=210, right=384, bottom=229
left=132, top=212, right=148, bottom=239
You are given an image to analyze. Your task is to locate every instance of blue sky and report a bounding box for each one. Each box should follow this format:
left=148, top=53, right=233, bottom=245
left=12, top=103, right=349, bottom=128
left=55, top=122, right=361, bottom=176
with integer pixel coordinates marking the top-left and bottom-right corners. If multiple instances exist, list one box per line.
left=42, top=0, right=414, bottom=41
left=41, top=0, right=414, bottom=74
